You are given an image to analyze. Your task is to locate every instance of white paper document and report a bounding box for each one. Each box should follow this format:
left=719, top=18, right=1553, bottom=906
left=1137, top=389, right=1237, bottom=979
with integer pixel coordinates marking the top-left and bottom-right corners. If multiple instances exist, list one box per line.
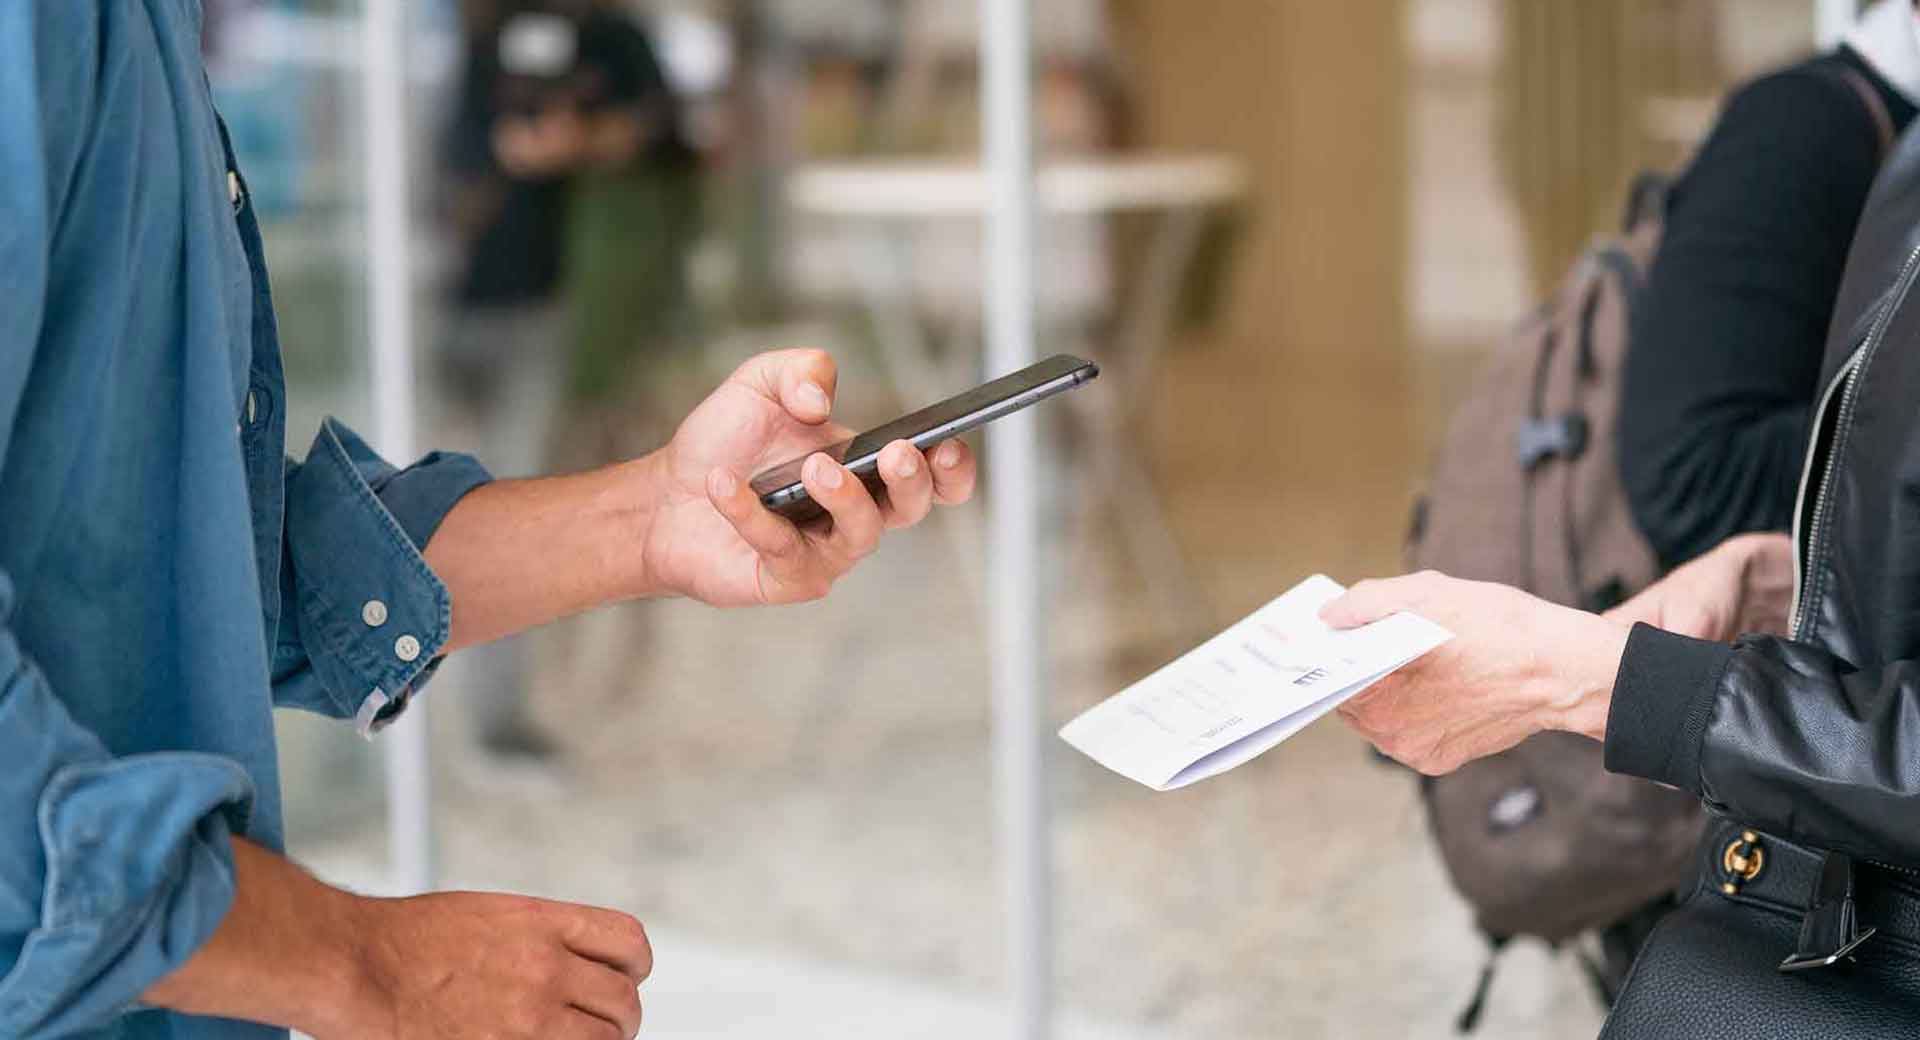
left=1059, top=575, right=1453, bottom=791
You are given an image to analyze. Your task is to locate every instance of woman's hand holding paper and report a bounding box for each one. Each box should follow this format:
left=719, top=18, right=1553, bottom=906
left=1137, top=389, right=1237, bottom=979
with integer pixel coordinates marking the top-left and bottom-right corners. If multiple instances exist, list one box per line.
left=1318, top=572, right=1632, bottom=775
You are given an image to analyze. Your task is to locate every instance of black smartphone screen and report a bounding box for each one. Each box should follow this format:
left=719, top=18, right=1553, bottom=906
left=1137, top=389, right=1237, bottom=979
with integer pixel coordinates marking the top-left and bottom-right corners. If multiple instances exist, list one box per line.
left=751, top=353, right=1099, bottom=522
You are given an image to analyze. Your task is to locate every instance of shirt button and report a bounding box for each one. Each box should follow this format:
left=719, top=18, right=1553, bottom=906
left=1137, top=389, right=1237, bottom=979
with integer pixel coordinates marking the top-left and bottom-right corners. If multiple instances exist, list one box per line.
left=394, top=634, right=422, bottom=662
left=362, top=600, right=389, bottom=627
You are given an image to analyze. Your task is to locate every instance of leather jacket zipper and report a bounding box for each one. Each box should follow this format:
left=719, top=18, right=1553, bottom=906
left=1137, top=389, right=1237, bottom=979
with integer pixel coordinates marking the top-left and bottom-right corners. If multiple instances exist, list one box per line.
left=1788, top=349, right=1860, bottom=636
left=1791, top=241, right=1920, bottom=639
left=1781, top=241, right=1920, bottom=882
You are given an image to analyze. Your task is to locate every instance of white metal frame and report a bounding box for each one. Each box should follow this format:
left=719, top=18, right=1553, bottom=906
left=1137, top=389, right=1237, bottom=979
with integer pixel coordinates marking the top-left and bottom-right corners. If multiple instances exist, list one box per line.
left=363, top=0, right=435, bottom=896
left=982, top=1, right=1051, bottom=1037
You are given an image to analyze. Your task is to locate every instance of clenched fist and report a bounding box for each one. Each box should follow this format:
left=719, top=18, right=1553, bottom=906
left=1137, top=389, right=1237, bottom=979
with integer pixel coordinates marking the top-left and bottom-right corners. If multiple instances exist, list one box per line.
left=345, top=891, right=652, bottom=1040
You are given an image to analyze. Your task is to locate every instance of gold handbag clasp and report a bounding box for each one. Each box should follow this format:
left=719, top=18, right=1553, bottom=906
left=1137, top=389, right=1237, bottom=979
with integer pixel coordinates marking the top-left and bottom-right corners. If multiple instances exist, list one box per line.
left=1721, top=830, right=1765, bottom=895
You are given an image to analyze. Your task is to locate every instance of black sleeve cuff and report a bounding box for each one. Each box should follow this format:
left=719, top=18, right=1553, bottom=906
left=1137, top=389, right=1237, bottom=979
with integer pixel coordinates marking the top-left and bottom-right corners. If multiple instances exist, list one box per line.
left=1603, top=623, right=1735, bottom=792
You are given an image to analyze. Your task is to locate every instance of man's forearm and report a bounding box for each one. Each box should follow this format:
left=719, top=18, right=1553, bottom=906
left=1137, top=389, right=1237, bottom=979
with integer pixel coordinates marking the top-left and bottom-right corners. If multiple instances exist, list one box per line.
left=144, top=839, right=656, bottom=1038
left=417, top=348, right=984, bottom=649
left=424, top=457, right=662, bottom=653
left=142, top=839, right=379, bottom=1036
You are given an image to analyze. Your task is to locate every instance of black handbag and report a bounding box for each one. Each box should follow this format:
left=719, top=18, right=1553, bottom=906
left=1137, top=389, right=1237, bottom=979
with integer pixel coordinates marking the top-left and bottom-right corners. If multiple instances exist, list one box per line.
left=1600, top=818, right=1920, bottom=1038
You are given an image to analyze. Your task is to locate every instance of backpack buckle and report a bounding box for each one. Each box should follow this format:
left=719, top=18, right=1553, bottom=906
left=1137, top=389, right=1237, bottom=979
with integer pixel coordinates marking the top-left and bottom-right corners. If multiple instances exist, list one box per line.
left=1515, top=414, right=1589, bottom=468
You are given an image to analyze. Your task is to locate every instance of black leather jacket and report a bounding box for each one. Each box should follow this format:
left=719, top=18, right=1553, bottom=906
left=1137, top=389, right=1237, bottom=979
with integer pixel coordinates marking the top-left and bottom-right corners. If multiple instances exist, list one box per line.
left=1603, top=122, right=1920, bottom=874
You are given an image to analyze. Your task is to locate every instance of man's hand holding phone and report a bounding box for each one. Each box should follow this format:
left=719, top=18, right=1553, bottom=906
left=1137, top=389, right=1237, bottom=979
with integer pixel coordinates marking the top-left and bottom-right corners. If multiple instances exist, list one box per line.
left=639, top=349, right=978, bottom=607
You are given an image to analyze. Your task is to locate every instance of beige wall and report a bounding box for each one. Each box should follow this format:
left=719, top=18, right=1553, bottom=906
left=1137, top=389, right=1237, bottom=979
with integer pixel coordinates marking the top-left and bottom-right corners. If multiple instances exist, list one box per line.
left=1113, top=0, right=1409, bottom=373
left=1109, top=1, right=1417, bottom=611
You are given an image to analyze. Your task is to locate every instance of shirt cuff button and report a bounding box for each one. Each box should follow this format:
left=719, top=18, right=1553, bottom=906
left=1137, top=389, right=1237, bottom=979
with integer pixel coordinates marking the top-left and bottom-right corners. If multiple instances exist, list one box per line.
left=362, top=599, right=389, bottom=627
left=394, top=634, right=422, bottom=663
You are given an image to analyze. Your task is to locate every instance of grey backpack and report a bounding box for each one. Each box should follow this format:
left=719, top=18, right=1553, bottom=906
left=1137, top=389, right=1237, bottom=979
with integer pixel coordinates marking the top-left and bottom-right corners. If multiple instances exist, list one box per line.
left=1406, top=174, right=1701, bottom=944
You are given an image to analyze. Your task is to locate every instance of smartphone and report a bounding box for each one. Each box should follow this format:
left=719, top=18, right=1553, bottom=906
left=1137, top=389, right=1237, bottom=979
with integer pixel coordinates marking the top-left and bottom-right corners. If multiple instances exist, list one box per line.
left=751, top=353, right=1100, bottom=524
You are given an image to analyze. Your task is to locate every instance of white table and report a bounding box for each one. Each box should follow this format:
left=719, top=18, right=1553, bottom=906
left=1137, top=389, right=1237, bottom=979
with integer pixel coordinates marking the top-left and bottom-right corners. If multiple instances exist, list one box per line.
left=790, top=156, right=1248, bottom=217
left=789, top=155, right=1247, bottom=629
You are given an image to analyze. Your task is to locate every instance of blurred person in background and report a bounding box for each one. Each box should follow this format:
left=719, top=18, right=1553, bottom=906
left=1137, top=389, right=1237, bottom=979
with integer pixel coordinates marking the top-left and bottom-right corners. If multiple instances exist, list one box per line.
left=553, top=0, right=701, bottom=465
left=0, top=3, right=977, bottom=1038
left=439, top=0, right=695, bottom=773
left=1619, top=0, right=1919, bottom=571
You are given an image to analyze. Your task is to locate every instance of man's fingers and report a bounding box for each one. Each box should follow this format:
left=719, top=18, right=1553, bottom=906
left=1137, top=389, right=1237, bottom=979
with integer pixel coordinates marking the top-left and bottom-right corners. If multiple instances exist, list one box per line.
left=875, top=441, right=934, bottom=529
left=729, top=349, right=838, bottom=425
left=558, top=906, right=655, bottom=984
left=707, top=468, right=807, bottom=573
left=566, top=962, right=644, bottom=1039
left=927, top=439, right=978, bottom=505
left=801, top=453, right=884, bottom=563
left=1319, top=572, right=1441, bottom=630
left=554, top=1009, right=626, bottom=1040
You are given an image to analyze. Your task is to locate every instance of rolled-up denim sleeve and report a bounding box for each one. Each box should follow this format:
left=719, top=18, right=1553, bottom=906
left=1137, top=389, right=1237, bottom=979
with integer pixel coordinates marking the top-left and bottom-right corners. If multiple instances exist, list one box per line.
left=270, top=418, right=491, bottom=734
left=0, top=582, right=254, bottom=1037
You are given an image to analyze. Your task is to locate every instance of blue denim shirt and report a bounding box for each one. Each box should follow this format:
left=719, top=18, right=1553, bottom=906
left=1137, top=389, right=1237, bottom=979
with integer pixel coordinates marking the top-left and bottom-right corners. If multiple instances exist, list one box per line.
left=0, top=3, right=491, bottom=1037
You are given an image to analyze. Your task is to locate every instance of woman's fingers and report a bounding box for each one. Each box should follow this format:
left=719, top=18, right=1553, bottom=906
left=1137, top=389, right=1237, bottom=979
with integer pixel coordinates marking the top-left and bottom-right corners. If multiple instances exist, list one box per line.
left=1320, top=572, right=1440, bottom=629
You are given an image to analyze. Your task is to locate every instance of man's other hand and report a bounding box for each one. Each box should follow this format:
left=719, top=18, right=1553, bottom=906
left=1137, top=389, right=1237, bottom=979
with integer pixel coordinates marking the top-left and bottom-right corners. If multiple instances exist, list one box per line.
left=349, top=891, right=651, bottom=1040
left=142, top=840, right=651, bottom=1039
left=640, top=349, right=978, bottom=607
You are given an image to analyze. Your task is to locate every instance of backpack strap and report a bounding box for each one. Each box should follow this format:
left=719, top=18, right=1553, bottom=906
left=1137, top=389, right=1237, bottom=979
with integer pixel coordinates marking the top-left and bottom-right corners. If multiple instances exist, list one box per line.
left=1830, top=64, right=1896, bottom=164
left=1454, top=935, right=1509, bottom=1034
left=1619, top=171, right=1671, bottom=233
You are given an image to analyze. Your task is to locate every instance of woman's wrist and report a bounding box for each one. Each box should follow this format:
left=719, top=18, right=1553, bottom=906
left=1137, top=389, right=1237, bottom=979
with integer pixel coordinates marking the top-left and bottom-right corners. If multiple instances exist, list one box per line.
left=1536, top=612, right=1633, bottom=742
